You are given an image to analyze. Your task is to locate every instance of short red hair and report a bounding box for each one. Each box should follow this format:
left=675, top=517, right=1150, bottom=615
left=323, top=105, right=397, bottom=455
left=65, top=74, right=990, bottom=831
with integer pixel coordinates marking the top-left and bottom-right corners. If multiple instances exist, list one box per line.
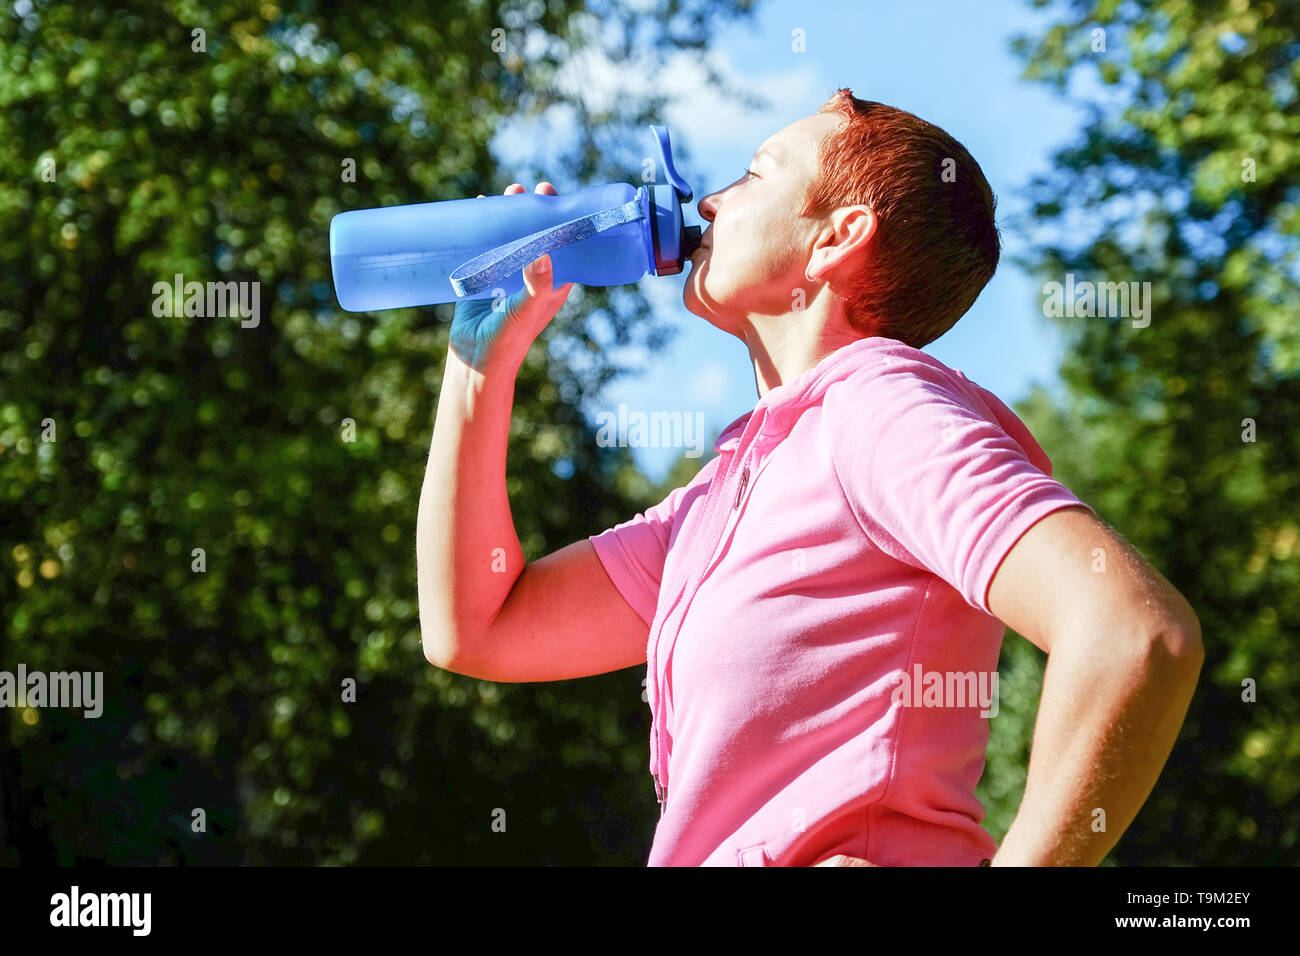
left=801, top=89, right=1000, bottom=348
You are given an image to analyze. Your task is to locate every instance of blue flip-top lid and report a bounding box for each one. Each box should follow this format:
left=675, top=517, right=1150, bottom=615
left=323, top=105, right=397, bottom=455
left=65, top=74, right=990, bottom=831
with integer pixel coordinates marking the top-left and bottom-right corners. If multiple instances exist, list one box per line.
left=647, top=125, right=702, bottom=276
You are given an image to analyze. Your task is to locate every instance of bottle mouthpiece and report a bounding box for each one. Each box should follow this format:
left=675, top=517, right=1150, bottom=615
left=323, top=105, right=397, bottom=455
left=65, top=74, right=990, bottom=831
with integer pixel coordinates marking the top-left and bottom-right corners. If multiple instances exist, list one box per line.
left=682, top=225, right=703, bottom=258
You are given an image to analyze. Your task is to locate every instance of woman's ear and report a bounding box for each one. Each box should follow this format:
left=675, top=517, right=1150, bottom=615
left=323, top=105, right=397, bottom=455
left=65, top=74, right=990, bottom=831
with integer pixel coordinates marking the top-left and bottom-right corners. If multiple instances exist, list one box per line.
left=808, top=204, right=875, bottom=284
left=833, top=204, right=876, bottom=258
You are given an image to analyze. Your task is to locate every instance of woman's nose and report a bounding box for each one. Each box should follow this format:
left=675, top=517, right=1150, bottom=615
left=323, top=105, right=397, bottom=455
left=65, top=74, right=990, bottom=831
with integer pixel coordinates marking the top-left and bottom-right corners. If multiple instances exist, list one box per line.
left=698, top=190, right=719, bottom=223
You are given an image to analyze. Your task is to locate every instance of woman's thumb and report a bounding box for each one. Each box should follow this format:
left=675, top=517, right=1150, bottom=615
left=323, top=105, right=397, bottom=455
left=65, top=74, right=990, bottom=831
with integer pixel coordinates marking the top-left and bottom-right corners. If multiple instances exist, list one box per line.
left=522, top=254, right=554, bottom=296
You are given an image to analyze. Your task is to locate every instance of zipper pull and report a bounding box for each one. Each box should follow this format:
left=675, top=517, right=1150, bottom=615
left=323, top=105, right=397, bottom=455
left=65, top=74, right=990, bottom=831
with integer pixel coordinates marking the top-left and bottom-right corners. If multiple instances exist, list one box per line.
left=732, top=464, right=750, bottom=510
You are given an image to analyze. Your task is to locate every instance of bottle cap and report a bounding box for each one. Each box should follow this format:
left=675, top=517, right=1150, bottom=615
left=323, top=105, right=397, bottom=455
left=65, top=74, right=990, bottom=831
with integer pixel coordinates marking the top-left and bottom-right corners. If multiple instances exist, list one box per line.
left=646, top=125, right=699, bottom=276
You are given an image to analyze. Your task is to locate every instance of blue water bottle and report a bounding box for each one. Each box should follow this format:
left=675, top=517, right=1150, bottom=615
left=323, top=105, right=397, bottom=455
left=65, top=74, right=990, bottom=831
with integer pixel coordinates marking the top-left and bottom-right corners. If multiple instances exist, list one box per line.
left=329, top=125, right=702, bottom=312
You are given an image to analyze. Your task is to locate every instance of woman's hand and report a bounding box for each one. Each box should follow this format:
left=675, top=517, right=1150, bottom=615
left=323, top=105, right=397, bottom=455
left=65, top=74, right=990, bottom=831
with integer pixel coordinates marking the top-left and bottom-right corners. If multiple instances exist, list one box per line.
left=448, top=181, right=576, bottom=373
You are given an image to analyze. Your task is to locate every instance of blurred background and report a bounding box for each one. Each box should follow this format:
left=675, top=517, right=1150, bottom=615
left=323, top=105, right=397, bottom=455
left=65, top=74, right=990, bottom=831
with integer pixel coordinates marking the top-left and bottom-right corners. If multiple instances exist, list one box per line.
left=1, top=0, right=1296, bottom=865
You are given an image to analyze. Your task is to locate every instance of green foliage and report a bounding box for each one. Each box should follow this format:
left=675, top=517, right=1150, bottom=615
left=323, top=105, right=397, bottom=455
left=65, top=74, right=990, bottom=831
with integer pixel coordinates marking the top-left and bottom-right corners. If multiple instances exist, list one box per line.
left=0, top=0, right=757, bottom=864
left=978, top=0, right=1300, bottom=864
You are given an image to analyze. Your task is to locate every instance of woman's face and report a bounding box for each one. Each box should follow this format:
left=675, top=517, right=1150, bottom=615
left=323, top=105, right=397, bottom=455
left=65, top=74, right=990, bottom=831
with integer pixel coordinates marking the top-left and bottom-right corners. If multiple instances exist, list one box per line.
left=683, top=112, right=842, bottom=337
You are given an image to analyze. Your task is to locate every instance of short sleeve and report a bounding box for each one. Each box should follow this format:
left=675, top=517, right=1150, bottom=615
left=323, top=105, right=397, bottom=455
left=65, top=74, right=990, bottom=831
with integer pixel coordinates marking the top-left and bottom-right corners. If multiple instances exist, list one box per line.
left=588, top=456, right=720, bottom=628
left=826, top=358, right=1093, bottom=615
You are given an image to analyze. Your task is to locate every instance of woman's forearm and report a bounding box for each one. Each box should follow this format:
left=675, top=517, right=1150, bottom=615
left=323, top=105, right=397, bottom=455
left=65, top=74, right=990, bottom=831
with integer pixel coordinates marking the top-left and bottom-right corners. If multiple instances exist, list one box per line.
left=992, top=626, right=1203, bottom=865
left=416, top=344, right=528, bottom=669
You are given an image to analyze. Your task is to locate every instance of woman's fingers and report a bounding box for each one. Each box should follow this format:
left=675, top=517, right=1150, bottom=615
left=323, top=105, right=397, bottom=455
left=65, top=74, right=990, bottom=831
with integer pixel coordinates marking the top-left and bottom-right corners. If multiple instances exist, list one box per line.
left=478, top=182, right=551, bottom=196
left=472, top=180, right=570, bottom=303
left=521, top=180, right=564, bottom=296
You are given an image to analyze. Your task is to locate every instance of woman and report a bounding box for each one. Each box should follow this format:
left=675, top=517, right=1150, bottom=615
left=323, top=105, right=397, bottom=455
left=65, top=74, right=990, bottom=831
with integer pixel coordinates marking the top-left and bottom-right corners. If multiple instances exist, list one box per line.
left=417, top=89, right=1203, bottom=867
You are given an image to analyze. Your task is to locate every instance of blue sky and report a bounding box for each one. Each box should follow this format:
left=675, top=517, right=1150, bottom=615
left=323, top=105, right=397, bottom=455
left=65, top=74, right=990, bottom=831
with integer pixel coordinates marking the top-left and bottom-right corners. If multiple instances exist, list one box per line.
left=498, top=0, right=1093, bottom=482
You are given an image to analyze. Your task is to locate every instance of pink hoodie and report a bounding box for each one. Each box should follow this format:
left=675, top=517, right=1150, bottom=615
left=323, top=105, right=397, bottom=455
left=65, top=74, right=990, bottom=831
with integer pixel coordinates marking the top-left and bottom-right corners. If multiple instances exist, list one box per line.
left=588, top=336, right=1091, bottom=866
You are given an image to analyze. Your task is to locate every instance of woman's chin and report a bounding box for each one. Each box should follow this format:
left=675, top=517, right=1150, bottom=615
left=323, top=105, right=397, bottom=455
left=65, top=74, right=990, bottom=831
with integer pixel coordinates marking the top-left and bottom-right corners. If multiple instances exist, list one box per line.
left=682, top=264, right=714, bottom=316
left=681, top=274, right=702, bottom=316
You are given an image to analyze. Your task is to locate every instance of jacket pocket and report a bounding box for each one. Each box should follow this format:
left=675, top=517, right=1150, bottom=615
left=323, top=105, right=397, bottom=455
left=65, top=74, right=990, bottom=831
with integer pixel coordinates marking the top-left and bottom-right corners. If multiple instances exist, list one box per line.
left=737, top=843, right=770, bottom=867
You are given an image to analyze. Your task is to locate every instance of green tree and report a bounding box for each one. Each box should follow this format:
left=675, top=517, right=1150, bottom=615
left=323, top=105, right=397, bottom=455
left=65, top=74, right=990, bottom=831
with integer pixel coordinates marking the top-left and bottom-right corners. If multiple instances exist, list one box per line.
left=975, top=0, right=1299, bottom=864
left=0, top=0, right=758, bottom=864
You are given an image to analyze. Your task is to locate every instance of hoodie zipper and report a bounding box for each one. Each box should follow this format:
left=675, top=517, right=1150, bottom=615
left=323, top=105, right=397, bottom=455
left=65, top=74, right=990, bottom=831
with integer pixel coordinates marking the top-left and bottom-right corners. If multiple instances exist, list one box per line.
left=646, top=341, right=883, bottom=822
left=650, top=424, right=762, bottom=809
left=733, top=464, right=750, bottom=509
